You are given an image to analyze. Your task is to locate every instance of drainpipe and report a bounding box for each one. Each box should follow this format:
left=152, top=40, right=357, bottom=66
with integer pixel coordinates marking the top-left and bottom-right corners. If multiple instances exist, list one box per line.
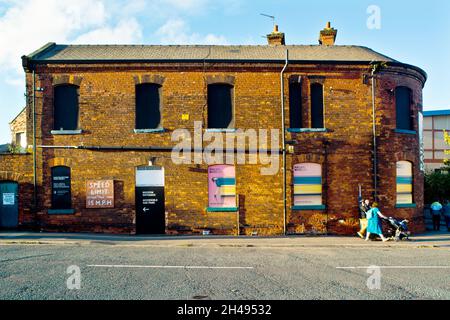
left=280, top=50, right=289, bottom=235
left=371, top=68, right=378, bottom=200
left=32, top=70, right=37, bottom=211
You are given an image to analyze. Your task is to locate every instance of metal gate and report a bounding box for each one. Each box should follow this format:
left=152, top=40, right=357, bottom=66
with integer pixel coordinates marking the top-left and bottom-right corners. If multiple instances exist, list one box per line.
left=0, top=181, right=19, bottom=228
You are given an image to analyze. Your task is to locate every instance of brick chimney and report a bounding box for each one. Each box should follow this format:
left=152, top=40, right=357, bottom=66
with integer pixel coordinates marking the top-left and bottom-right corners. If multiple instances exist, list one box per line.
left=319, top=22, right=337, bottom=46
left=267, top=25, right=285, bottom=46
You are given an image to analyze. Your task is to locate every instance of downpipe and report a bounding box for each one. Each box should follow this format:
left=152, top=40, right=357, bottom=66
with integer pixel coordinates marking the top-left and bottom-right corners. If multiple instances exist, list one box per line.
left=280, top=50, right=289, bottom=235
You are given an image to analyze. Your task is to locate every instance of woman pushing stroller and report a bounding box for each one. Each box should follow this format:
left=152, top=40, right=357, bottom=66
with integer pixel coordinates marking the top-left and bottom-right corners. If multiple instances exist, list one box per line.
left=365, top=202, right=390, bottom=242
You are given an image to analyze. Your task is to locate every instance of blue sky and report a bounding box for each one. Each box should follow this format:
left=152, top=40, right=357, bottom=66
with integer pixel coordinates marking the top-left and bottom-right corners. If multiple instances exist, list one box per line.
left=0, top=0, right=449, bottom=144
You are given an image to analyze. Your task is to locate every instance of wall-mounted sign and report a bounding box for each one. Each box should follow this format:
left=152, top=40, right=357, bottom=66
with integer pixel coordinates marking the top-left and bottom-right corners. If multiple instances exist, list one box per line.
left=208, top=165, right=236, bottom=209
left=293, top=163, right=323, bottom=206
left=2, top=193, right=15, bottom=206
left=52, top=166, right=71, bottom=209
left=136, top=166, right=165, bottom=234
left=86, top=180, right=114, bottom=208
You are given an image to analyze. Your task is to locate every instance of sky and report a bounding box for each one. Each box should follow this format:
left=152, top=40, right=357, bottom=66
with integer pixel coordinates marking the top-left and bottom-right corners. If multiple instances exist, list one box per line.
left=0, top=0, right=449, bottom=144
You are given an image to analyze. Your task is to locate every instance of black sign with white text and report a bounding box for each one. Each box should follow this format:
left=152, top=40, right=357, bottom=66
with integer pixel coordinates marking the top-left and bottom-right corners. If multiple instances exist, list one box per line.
left=135, top=186, right=165, bottom=234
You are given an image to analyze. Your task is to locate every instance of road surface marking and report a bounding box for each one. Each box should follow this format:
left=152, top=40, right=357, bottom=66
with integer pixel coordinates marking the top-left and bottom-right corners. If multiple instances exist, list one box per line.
left=337, top=266, right=450, bottom=269
left=87, top=264, right=254, bottom=269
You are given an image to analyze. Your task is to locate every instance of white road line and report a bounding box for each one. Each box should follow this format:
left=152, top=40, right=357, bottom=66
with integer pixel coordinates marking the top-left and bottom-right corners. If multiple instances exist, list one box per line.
left=337, top=266, right=450, bottom=269
left=87, top=264, right=254, bottom=270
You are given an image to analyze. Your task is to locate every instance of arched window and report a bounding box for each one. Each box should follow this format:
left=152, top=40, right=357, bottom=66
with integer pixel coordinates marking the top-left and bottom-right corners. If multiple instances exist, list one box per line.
left=293, top=163, right=323, bottom=208
left=207, top=165, right=237, bottom=210
left=53, top=85, right=79, bottom=131
left=395, top=86, right=413, bottom=131
left=207, top=84, right=234, bottom=129
left=396, top=161, right=413, bottom=205
left=51, top=166, right=71, bottom=209
left=310, top=83, right=324, bottom=128
left=136, top=83, right=162, bottom=130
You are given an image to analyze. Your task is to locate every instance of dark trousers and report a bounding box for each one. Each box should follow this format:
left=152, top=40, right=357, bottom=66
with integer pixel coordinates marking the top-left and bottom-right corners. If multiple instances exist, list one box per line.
left=445, top=216, right=450, bottom=231
left=432, top=215, right=441, bottom=231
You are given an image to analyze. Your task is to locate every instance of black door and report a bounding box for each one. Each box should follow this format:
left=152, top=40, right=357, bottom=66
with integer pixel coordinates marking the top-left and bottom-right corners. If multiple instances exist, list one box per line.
left=135, top=167, right=165, bottom=234
left=0, top=182, right=19, bottom=229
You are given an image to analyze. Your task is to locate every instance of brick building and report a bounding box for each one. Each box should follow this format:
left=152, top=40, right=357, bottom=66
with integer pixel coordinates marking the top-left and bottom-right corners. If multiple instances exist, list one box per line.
left=0, top=24, right=427, bottom=235
left=10, top=107, right=28, bottom=149
left=423, top=109, right=450, bottom=171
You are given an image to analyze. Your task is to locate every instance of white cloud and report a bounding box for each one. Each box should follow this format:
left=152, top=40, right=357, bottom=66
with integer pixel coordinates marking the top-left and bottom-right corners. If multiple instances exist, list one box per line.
left=0, top=0, right=106, bottom=72
left=163, top=0, right=209, bottom=12
left=73, top=19, right=143, bottom=44
left=0, top=0, right=144, bottom=76
left=156, top=18, right=227, bottom=44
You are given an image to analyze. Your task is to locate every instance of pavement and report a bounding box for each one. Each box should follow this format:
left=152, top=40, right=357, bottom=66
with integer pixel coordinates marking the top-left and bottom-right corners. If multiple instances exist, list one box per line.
left=0, top=230, right=450, bottom=248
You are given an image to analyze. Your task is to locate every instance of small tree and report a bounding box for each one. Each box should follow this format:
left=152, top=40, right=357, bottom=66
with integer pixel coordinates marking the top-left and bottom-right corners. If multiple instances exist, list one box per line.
left=444, top=130, right=450, bottom=169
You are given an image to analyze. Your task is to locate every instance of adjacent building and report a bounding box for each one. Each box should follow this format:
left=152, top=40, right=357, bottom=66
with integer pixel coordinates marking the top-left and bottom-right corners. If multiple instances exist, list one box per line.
left=0, top=23, right=427, bottom=234
left=423, top=109, right=450, bottom=171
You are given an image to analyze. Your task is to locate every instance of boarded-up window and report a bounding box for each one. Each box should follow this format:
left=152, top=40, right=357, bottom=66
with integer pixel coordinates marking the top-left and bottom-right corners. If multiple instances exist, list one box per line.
left=396, top=161, right=413, bottom=204
left=207, top=84, right=233, bottom=129
left=51, top=166, right=71, bottom=209
left=311, top=83, right=324, bottom=128
left=289, top=81, right=302, bottom=128
left=293, top=163, right=323, bottom=207
left=54, top=85, right=79, bottom=131
left=396, top=86, right=413, bottom=131
left=136, top=84, right=162, bottom=129
left=208, top=165, right=237, bottom=209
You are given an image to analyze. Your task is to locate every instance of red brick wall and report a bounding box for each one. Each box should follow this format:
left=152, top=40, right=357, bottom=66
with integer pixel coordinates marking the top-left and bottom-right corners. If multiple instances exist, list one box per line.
left=1, top=62, right=425, bottom=235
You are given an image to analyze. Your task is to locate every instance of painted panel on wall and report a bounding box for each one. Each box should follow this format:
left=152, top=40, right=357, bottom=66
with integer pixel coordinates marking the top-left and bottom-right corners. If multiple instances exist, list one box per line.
left=293, top=163, right=322, bottom=206
left=208, top=165, right=236, bottom=208
left=396, top=161, right=413, bottom=204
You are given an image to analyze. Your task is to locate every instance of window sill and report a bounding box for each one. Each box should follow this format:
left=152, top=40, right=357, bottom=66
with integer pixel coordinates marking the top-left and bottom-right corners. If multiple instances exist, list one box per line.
left=51, top=130, right=83, bottom=135
left=395, top=203, right=417, bottom=208
left=48, top=209, right=75, bottom=215
left=134, top=128, right=166, bottom=134
left=206, top=207, right=239, bottom=212
left=292, top=205, right=326, bottom=210
left=394, top=129, right=417, bottom=135
left=288, top=128, right=328, bottom=133
left=205, top=129, right=237, bottom=133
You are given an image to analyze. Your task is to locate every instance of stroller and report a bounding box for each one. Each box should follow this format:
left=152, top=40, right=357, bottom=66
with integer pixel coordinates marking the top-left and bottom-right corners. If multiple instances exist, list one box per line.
left=382, top=217, right=410, bottom=241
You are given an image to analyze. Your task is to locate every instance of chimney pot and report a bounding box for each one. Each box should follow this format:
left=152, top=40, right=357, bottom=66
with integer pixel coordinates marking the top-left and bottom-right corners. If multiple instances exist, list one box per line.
left=319, top=21, right=337, bottom=46
left=267, top=24, right=285, bottom=46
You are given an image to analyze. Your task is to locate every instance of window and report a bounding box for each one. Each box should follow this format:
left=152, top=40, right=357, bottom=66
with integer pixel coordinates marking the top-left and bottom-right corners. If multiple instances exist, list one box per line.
left=51, top=166, right=72, bottom=210
left=293, top=163, right=323, bottom=208
left=395, top=86, right=413, bottom=131
left=15, top=132, right=26, bottom=149
left=310, top=83, right=324, bottom=128
left=53, top=85, right=79, bottom=131
left=207, top=165, right=237, bottom=211
left=396, top=161, right=413, bottom=205
left=136, top=83, right=162, bottom=130
left=207, top=84, right=234, bottom=129
left=289, top=79, right=302, bottom=128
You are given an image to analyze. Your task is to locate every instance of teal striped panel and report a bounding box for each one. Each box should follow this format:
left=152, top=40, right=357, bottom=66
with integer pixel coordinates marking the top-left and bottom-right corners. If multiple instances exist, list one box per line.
left=214, top=177, right=236, bottom=186
left=293, top=176, right=322, bottom=185
left=396, top=177, right=413, bottom=184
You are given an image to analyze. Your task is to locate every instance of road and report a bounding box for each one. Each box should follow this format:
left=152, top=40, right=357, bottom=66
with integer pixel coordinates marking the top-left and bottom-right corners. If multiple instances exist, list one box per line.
left=0, top=242, right=449, bottom=300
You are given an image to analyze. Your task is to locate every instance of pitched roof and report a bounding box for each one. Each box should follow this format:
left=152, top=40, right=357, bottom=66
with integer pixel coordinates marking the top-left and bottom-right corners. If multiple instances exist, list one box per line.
left=23, top=43, right=427, bottom=79
left=28, top=43, right=396, bottom=63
